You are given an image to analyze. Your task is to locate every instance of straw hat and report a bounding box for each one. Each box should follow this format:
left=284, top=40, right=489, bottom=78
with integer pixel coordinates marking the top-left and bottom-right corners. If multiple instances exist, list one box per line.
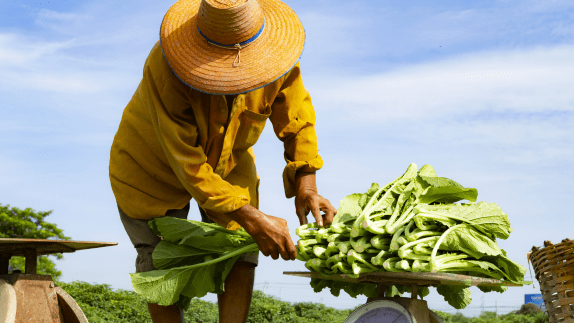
left=160, top=0, right=306, bottom=95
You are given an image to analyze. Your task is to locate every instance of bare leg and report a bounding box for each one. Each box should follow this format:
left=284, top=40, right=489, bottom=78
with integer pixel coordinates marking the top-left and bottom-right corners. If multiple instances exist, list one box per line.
left=218, top=261, right=256, bottom=323
left=147, top=303, right=184, bottom=323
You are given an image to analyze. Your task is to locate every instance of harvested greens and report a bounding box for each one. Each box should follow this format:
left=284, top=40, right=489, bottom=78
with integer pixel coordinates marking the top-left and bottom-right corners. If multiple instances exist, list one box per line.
left=130, top=217, right=258, bottom=310
left=296, top=163, right=528, bottom=309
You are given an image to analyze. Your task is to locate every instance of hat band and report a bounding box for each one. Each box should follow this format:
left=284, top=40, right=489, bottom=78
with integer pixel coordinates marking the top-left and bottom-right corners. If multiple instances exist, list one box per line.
left=197, top=19, right=265, bottom=48
left=198, top=20, right=265, bottom=67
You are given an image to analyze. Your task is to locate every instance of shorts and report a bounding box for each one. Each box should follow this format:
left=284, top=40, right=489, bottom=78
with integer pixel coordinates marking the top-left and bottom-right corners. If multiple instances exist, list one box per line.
left=118, top=202, right=259, bottom=273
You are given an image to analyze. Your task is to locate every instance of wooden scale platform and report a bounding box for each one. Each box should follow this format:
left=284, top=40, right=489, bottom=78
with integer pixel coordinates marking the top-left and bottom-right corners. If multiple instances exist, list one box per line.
left=285, top=271, right=526, bottom=323
left=0, top=238, right=116, bottom=323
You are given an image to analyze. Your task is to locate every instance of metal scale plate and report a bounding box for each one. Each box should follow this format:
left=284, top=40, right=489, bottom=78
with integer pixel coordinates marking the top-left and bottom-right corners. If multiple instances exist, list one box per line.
left=346, top=300, right=415, bottom=323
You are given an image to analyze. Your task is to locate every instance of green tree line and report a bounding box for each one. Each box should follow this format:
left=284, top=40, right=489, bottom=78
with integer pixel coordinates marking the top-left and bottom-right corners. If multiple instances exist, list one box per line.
left=58, top=280, right=548, bottom=323
left=58, top=281, right=353, bottom=323
left=434, top=304, right=548, bottom=323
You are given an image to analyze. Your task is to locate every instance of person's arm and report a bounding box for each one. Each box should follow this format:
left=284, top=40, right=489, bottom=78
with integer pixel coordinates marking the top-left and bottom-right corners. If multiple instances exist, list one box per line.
left=269, top=63, right=337, bottom=227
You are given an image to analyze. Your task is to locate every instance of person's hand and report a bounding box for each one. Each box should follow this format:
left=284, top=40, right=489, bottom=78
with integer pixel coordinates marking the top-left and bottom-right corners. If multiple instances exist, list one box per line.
left=295, top=189, right=337, bottom=227
left=295, top=172, right=337, bottom=227
left=227, top=204, right=297, bottom=261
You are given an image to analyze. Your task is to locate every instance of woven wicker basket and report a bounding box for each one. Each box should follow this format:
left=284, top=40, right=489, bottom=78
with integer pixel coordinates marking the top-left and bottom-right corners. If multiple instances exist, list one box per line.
left=529, top=239, right=574, bottom=323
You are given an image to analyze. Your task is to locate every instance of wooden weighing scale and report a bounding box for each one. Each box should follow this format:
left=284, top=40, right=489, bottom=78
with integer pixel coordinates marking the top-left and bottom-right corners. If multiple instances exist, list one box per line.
left=0, top=238, right=117, bottom=323
left=284, top=271, right=526, bottom=323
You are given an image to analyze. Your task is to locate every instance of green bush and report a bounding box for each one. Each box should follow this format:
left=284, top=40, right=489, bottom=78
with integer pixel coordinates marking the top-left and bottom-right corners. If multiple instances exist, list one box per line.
left=58, top=281, right=549, bottom=323
left=57, top=281, right=151, bottom=323
left=434, top=310, right=548, bottom=323
left=58, top=281, right=352, bottom=323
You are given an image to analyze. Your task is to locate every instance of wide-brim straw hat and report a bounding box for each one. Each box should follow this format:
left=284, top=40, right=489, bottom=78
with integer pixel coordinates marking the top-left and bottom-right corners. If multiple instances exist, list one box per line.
left=160, top=0, right=306, bottom=95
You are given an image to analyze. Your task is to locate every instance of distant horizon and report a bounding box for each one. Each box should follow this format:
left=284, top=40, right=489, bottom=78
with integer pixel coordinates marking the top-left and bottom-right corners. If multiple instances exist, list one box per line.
left=1, top=0, right=573, bottom=317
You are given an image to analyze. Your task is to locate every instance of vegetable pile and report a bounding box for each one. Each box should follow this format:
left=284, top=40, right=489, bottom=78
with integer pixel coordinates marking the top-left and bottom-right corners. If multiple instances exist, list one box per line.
left=296, top=163, right=528, bottom=309
left=130, top=218, right=259, bottom=310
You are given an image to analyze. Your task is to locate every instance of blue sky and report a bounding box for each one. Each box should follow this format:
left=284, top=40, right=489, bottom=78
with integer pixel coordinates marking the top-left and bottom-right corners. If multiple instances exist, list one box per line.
left=1, top=0, right=573, bottom=317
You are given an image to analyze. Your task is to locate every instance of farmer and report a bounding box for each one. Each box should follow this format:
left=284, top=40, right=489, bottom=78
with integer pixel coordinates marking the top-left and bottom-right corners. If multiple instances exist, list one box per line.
left=109, top=0, right=336, bottom=322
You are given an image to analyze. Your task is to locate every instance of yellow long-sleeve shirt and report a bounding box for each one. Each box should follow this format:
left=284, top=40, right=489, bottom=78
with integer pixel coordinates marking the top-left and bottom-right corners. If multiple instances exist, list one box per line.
left=109, top=41, right=323, bottom=222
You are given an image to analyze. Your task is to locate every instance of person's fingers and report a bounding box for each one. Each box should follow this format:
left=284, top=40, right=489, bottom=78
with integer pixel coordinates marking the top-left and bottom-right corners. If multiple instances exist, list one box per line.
left=297, top=206, right=308, bottom=225
left=279, top=243, right=291, bottom=261
left=269, top=246, right=280, bottom=260
left=321, top=203, right=335, bottom=226
left=309, top=198, right=323, bottom=227
left=285, top=237, right=298, bottom=261
left=259, top=244, right=270, bottom=258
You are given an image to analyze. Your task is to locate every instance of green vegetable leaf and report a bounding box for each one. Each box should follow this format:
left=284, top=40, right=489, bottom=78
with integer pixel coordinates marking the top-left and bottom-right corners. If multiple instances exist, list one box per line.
left=416, top=202, right=512, bottom=240
left=420, top=186, right=478, bottom=204
left=418, top=286, right=430, bottom=299
left=481, top=254, right=527, bottom=283
left=419, top=175, right=464, bottom=189
left=130, top=267, right=194, bottom=306
left=212, top=254, right=241, bottom=294
left=151, top=217, right=248, bottom=245
left=414, top=164, right=477, bottom=204
left=180, top=232, right=251, bottom=252
left=359, top=183, right=380, bottom=209
left=152, top=241, right=215, bottom=269
left=418, top=164, right=438, bottom=177
left=333, top=193, right=364, bottom=224
left=180, top=264, right=217, bottom=299
left=310, top=278, right=331, bottom=293
left=437, top=224, right=502, bottom=259
left=436, top=284, right=472, bottom=309
left=477, top=285, right=508, bottom=293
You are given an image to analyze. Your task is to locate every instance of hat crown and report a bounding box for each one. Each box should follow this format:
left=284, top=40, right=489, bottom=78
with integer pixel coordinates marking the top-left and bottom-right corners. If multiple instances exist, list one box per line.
left=197, top=0, right=264, bottom=46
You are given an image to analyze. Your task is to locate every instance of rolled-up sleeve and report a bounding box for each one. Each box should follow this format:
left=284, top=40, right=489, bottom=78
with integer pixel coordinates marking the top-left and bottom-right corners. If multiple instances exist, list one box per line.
left=142, top=53, right=249, bottom=214
left=269, top=63, right=324, bottom=198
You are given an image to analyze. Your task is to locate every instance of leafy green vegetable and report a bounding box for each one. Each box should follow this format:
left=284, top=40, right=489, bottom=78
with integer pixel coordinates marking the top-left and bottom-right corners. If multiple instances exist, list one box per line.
left=130, top=217, right=258, bottom=309
left=296, top=163, right=528, bottom=310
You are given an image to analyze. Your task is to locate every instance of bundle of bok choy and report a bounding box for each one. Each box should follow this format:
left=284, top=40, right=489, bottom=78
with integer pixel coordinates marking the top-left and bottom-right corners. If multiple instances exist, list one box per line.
left=295, top=163, right=529, bottom=309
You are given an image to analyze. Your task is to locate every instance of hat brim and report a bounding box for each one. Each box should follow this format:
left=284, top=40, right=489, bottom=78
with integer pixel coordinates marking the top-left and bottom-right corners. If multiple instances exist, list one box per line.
left=160, top=0, right=305, bottom=95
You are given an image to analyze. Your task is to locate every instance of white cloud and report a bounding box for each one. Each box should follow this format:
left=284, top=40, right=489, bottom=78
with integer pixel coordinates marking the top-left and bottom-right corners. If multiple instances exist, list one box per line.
left=0, top=32, right=117, bottom=93
left=0, top=33, right=75, bottom=66
left=305, top=45, right=574, bottom=167
left=411, top=116, right=573, bottom=164
left=0, top=3, right=160, bottom=96
left=311, top=45, right=574, bottom=121
left=551, top=22, right=574, bottom=37
left=33, top=8, right=94, bottom=35
left=37, top=8, right=91, bottom=22
left=0, top=36, right=141, bottom=100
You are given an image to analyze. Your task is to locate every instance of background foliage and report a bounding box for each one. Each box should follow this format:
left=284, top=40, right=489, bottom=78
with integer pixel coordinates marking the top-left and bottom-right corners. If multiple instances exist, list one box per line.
left=435, top=304, right=548, bottom=323
left=0, top=203, right=70, bottom=280
left=59, top=281, right=548, bottom=323
left=58, top=281, right=352, bottom=323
